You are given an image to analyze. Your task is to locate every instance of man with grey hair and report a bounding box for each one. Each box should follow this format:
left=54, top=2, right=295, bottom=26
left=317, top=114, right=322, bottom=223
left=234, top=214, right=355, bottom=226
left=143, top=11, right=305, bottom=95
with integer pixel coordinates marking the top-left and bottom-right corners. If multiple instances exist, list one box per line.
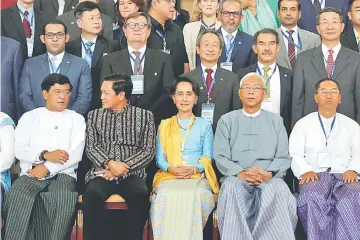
left=217, top=0, right=256, bottom=73
left=181, top=28, right=240, bottom=131
left=214, top=72, right=297, bottom=240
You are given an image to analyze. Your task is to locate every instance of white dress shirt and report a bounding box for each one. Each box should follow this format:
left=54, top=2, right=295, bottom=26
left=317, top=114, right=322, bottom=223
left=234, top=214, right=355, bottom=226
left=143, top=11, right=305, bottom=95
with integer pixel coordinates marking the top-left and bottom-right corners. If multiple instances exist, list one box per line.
left=289, top=112, right=360, bottom=179
left=48, top=51, right=65, bottom=73
left=0, top=113, right=15, bottom=173
left=201, top=63, right=217, bottom=81
left=128, top=45, right=146, bottom=74
left=15, top=108, right=86, bottom=179
left=256, top=61, right=281, bottom=114
left=321, top=42, right=341, bottom=66
left=280, top=25, right=299, bottom=56
left=81, top=36, right=97, bottom=59
left=311, top=0, right=325, bottom=9
left=58, top=0, right=65, bottom=15
left=354, top=28, right=359, bottom=45
left=221, top=27, right=238, bottom=44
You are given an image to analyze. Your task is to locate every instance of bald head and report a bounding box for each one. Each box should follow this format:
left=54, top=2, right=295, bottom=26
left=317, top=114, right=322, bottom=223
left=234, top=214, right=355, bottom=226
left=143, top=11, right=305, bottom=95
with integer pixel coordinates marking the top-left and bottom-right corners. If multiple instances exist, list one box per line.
left=238, top=72, right=265, bottom=110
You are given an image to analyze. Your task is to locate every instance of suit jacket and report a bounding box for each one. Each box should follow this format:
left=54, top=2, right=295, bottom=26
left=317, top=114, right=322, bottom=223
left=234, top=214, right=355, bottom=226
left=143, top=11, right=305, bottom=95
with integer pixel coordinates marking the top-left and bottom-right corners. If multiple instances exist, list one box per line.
left=181, top=67, right=240, bottom=130
left=276, top=27, right=321, bottom=69
left=101, top=48, right=175, bottom=124
left=237, top=64, right=293, bottom=135
left=298, top=0, right=349, bottom=34
left=34, top=0, right=77, bottom=22
left=98, top=0, right=115, bottom=23
left=57, top=10, right=113, bottom=41
left=1, top=37, right=23, bottom=121
left=183, top=20, right=222, bottom=70
left=1, top=5, right=46, bottom=59
left=66, top=35, right=120, bottom=110
left=218, top=28, right=257, bottom=73
left=341, top=29, right=359, bottom=53
left=19, top=52, right=92, bottom=116
left=292, top=46, right=360, bottom=124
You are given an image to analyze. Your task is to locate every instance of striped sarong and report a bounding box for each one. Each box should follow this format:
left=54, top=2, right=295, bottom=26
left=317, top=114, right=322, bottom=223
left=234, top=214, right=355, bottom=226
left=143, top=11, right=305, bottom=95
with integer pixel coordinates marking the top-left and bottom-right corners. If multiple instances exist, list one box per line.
left=217, top=176, right=297, bottom=240
left=297, top=171, right=360, bottom=240
left=3, top=174, right=78, bottom=240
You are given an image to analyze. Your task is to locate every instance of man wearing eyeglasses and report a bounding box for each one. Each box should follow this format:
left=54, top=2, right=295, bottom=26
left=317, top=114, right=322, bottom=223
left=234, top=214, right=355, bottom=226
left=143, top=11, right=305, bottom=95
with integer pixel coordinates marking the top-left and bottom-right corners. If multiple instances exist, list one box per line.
left=290, top=78, right=360, bottom=240
left=18, top=19, right=92, bottom=116
left=292, top=7, right=360, bottom=126
left=217, top=0, right=256, bottom=73
left=214, top=73, right=297, bottom=240
left=101, top=12, right=175, bottom=125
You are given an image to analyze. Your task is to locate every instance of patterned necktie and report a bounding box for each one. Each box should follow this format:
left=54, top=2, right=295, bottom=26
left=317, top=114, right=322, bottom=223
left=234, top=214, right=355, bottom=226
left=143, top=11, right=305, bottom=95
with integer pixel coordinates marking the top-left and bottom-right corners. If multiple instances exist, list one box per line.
left=326, top=49, right=334, bottom=78
left=263, top=66, right=271, bottom=98
left=23, top=10, right=31, bottom=38
left=133, top=51, right=142, bottom=75
left=205, top=69, right=214, bottom=99
left=313, top=0, right=321, bottom=15
left=225, top=35, right=234, bottom=59
left=286, top=30, right=296, bottom=69
left=50, top=57, right=58, bottom=73
left=84, top=41, right=94, bottom=67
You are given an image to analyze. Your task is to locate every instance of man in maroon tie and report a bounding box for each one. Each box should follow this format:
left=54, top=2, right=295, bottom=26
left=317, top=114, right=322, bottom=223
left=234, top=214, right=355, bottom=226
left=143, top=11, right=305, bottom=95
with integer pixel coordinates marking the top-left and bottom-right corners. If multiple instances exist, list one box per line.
left=181, top=28, right=240, bottom=131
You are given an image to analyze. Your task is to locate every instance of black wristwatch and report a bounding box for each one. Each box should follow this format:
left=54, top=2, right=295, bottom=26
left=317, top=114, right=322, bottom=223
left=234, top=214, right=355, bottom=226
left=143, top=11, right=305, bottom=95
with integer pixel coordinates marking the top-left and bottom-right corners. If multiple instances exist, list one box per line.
left=40, top=150, right=48, bottom=161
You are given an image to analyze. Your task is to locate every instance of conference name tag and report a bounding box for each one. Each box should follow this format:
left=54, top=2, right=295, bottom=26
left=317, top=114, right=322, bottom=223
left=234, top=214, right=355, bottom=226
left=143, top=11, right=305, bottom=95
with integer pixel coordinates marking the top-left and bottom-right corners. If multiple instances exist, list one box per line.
left=220, top=62, right=233, bottom=72
left=131, top=75, right=144, bottom=95
left=26, top=38, right=34, bottom=58
left=201, top=103, right=215, bottom=124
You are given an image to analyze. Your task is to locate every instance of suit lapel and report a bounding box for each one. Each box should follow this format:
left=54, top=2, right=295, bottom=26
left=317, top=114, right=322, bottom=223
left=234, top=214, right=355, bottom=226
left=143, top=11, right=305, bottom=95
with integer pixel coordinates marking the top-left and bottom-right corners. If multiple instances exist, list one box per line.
left=41, top=53, right=51, bottom=76
left=212, top=69, right=225, bottom=102
left=277, top=28, right=291, bottom=69
left=59, top=53, right=71, bottom=75
left=298, top=28, right=309, bottom=51
left=119, top=51, right=133, bottom=76
left=194, top=67, right=207, bottom=103
left=230, top=31, right=243, bottom=61
left=278, top=66, right=287, bottom=114
left=51, top=0, right=59, bottom=13
left=33, top=8, right=43, bottom=47
left=92, top=37, right=105, bottom=67
left=143, top=49, right=154, bottom=83
left=311, top=47, right=326, bottom=78
left=333, top=47, right=350, bottom=79
left=10, top=6, right=26, bottom=43
left=345, top=30, right=358, bottom=51
left=73, top=39, right=82, bottom=58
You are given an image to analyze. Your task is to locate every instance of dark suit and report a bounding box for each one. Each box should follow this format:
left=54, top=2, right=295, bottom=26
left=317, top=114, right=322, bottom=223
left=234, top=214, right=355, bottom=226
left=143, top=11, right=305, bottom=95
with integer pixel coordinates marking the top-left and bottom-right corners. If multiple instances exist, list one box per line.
left=181, top=67, right=240, bottom=130
left=237, top=64, right=293, bottom=135
left=341, top=29, right=359, bottom=53
left=1, top=5, right=46, bottom=59
left=1, top=37, right=23, bottom=121
left=218, top=29, right=257, bottom=73
left=34, top=0, right=78, bottom=21
left=66, top=35, right=120, bottom=110
left=101, top=48, right=175, bottom=124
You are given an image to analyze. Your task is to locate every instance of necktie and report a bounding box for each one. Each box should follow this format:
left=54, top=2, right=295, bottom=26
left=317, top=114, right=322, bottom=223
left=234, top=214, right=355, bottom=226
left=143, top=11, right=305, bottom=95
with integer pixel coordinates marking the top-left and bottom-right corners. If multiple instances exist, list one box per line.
left=286, top=30, right=296, bottom=69
left=263, top=66, right=271, bottom=98
left=23, top=10, right=31, bottom=38
left=205, top=69, right=214, bottom=99
left=225, top=35, right=234, bottom=60
left=132, top=51, right=143, bottom=75
left=84, top=41, right=94, bottom=67
left=313, top=0, right=321, bottom=15
left=50, top=57, right=58, bottom=73
left=326, top=49, right=334, bottom=78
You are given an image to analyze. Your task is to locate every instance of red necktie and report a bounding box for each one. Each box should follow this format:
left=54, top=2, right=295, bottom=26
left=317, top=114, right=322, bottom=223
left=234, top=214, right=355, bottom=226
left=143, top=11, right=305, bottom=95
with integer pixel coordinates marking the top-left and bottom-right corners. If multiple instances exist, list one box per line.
left=205, top=69, right=214, bottom=99
left=23, top=10, right=31, bottom=38
left=326, top=49, right=334, bottom=78
left=286, top=30, right=296, bottom=69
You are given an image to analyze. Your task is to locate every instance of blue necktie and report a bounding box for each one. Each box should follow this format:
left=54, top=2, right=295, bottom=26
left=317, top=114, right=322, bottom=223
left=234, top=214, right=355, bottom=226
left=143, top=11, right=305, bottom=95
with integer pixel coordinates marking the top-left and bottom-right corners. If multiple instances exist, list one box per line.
left=84, top=41, right=94, bottom=66
left=225, top=35, right=234, bottom=61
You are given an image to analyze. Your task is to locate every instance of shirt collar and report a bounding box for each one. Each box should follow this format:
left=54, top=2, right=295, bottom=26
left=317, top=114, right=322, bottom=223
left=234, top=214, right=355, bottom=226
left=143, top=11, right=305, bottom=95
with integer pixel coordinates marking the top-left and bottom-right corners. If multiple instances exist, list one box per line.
left=257, top=61, right=277, bottom=72
left=321, top=42, right=341, bottom=58
left=81, top=35, right=98, bottom=45
left=201, top=63, right=217, bottom=75
left=242, top=108, right=261, bottom=117
left=221, top=27, right=238, bottom=39
left=17, top=3, right=34, bottom=16
left=128, top=44, right=147, bottom=56
left=280, top=25, right=298, bottom=36
left=48, top=51, right=65, bottom=62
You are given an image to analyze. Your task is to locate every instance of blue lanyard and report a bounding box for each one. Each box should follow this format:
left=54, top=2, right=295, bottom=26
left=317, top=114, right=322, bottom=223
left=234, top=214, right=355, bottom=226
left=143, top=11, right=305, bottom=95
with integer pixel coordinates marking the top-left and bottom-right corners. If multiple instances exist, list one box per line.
left=156, top=30, right=167, bottom=49
left=317, top=113, right=336, bottom=147
left=201, top=19, right=216, bottom=29
left=81, top=39, right=94, bottom=57
left=19, top=9, right=34, bottom=33
left=256, top=64, right=277, bottom=87
left=201, top=70, right=215, bottom=102
left=49, top=59, right=61, bottom=73
left=129, top=52, right=146, bottom=70
left=281, top=30, right=303, bottom=51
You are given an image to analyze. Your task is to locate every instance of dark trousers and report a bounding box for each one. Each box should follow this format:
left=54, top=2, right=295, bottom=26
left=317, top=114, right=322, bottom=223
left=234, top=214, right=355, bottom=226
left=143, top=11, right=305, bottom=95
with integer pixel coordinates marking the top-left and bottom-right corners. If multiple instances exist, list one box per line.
left=82, top=175, right=150, bottom=240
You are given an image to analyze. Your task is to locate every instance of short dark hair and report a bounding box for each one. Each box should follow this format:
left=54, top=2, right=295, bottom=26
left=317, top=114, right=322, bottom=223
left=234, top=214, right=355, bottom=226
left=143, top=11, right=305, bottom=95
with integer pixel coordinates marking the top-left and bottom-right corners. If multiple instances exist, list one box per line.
left=316, top=7, right=343, bottom=25
left=348, top=0, right=358, bottom=11
left=43, top=19, right=68, bottom=35
left=41, top=73, right=73, bottom=92
left=278, top=0, right=301, bottom=11
left=75, top=1, right=101, bottom=19
left=253, top=28, right=279, bottom=44
left=314, top=78, right=341, bottom=93
left=103, top=74, right=133, bottom=98
left=171, top=77, right=200, bottom=96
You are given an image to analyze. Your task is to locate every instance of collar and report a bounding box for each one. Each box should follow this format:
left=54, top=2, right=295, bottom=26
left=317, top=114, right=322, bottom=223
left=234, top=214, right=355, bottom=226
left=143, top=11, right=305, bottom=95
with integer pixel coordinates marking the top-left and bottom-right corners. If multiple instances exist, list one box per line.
left=242, top=108, right=261, bottom=117
left=81, top=35, right=98, bottom=45
left=201, top=63, right=217, bottom=75
left=353, top=28, right=359, bottom=41
left=257, top=61, right=277, bottom=72
left=150, top=15, right=172, bottom=31
left=17, top=3, right=34, bottom=16
left=128, top=44, right=147, bottom=55
left=280, top=25, right=298, bottom=36
left=321, top=42, right=341, bottom=57
left=47, top=51, right=65, bottom=61
left=221, top=27, right=238, bottom=39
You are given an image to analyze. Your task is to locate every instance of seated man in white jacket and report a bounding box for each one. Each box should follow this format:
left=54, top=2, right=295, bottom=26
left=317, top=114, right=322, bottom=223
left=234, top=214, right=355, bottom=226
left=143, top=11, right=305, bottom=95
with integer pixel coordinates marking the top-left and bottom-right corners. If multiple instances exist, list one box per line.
left=4, top=73, right=86, bottom=240
left=289, top=78, right=360, bottom=240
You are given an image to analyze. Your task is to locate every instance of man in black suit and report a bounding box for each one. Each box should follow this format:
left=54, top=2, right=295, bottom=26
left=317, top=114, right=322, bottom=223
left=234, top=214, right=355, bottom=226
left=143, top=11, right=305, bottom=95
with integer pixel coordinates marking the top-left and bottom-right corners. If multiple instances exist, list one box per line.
left=341, top=0, right=360, bottom=53
left=101, top=12, right=175, bottom=124
left=237, top=28, right=293, bottom=135
left=1, top=0, right=46, bottom=59
left=34, top=0, right=78, bottom=21
left=66, top=1, right=119, bottom=110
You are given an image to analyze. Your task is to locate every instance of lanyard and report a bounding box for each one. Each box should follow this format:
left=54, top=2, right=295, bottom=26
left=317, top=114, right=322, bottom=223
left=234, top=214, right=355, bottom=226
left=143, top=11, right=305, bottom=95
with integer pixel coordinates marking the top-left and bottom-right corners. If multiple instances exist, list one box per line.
left=318, top=113, right=336, bottom=147
left=129, top=52, right=146, bottom=71
left=256, top=63, right=277, bottom=87
left=49, top=59, right=61, bottom=73
left=281, top=30, right=303, bottom=51
left=19, top=9, right=34, bottom=34
left=201, top=70, right=215, bottom=102
left=81, top=39, right=94, bottom=57
left=178, top=115, right=196, bottom=152
left=201, top=19, right=216, bottom=29
left=156, top=29, right=167, bottom=50
left=225, top=37, right=235, bottom=62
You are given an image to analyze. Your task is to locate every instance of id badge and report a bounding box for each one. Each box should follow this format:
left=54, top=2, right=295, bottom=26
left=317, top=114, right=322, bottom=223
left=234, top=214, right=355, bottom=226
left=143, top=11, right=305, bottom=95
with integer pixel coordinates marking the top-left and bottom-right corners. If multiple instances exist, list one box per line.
left=261, top=99, right=274, bottom=113
left=131, top=75, right=144, bottom=95
left=26, top=38, right=34, bottom=58
left=220, top=62, right=233, bottom=72
left=201, top=103, right=215, bottom=124
left=162, top=49, right=171, bottom=54
left=317, top=152, right=331, bottom=168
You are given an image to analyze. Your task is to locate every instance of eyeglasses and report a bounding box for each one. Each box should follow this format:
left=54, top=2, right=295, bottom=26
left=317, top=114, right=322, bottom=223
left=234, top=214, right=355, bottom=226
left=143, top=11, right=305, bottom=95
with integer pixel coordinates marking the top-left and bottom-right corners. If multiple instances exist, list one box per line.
left=240, top=85, right=265, bottom=92
left=162, top=0, right=176, bottom=3
left=318, top=21, right=342, bottom=27
left=317, top=90, right=340, bottom=96
left=44, top=32, right=66, bottom=39
left=125, top=22, right=148, bottom=29
left=53, top=90, right=71, bottom=97
left=221, top=11, right=242, bottom=18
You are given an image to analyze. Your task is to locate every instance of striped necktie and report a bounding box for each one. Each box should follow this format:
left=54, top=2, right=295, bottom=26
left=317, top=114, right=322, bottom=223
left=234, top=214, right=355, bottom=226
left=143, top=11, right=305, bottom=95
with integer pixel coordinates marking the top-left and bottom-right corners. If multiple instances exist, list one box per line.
left=84, top=41, right=94, bottom=67
left=286, top=30, right=296, bottom=69
left=133, top=51, right=142, bottom=75
left=263, top=66, right=271, bottom=98
left=326, top=49, right=334, bottom=78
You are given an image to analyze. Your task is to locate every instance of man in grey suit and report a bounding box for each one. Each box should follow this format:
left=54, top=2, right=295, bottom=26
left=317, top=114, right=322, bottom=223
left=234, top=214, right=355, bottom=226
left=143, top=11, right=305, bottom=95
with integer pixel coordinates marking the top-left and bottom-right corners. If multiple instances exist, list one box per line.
left=57, top=0, right=113, bottom=41
left=19, top=20, right=92, bottom=116
left=1, top=37, right=23, bottom=121
left=181, top=29, right=240, bottom=130
left=276, top=0, right=321, bottom=70
left=292, top=7, right=360, bottom=125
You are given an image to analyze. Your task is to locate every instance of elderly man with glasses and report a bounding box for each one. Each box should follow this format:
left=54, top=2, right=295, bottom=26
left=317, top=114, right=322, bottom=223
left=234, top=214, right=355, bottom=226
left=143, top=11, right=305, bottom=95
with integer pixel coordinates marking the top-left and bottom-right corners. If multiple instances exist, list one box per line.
left=214, top=72, right=297, bottom=240
left=290, top=78, right=360, bottom=240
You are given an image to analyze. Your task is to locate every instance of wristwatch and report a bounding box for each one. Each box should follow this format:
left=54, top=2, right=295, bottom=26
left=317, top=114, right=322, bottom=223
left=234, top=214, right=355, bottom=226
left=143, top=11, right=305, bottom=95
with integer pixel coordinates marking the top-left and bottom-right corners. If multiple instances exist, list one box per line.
left=40, top=150, right=48, bottom=161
